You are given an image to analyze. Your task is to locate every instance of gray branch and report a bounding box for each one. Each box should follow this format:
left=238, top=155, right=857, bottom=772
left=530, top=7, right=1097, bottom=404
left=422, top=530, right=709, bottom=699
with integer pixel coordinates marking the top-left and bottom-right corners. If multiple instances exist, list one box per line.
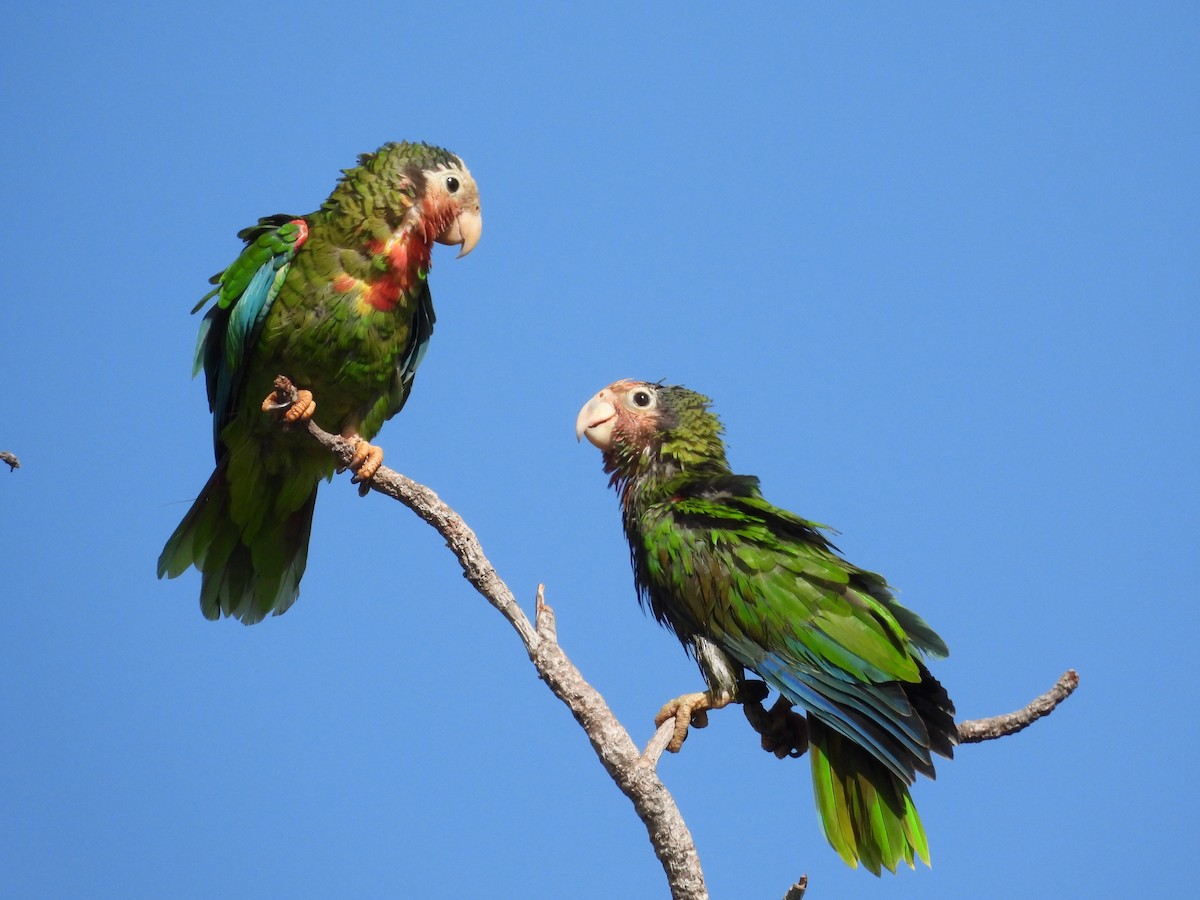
left=1, top=451, right=19, bottom=472
left=264, top=376, right=1079, bottom=900
left=957, top=669, right=1080, bottom=743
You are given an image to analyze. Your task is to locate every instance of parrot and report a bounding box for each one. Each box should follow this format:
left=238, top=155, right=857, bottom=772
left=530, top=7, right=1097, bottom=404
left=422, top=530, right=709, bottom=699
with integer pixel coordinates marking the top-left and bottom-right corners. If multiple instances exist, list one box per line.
left=158, top=141, right=481, bottom=625
left=575, top=379, right=956, bottom=875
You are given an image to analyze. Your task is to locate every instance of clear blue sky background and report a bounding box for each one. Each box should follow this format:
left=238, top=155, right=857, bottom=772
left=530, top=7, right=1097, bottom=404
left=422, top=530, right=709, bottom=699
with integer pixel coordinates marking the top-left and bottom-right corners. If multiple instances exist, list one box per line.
left=2, top=3, right=1196, bottom=898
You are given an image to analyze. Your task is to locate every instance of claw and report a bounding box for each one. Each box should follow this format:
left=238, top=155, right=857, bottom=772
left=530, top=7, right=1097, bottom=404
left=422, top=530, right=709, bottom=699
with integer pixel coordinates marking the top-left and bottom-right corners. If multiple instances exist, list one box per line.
left=344, top=438, right=384, bottom=496
left=261, top=383, right=315, bottom=425
left=349, top=441, right=383, bottom=480
left=743, top=692, right=809, bottom=760
left=654, top=690, right=731, bottom=753
left=283, top=390, right=316, bottom=423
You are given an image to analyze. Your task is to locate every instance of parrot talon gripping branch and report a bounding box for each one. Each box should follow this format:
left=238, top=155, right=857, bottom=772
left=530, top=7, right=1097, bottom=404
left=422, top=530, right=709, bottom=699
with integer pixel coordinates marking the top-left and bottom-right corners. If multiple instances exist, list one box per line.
left=260, top=381, right=317, bottom=424
left=261, top=376, right=323, bottom=430
left=742, top=692, right=810, bottom=759
left=159, top=142, right=481, bottom=624
left=346, top=439, right=385, bottom=495
left=655, top=690, right=733, bottom=752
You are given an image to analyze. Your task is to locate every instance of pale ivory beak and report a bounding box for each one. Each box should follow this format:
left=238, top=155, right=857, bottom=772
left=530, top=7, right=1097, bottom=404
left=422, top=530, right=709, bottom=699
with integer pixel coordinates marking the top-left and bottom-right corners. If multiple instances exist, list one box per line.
left=575, top=391, right=617, bottom=449
left=436, top=207, right=483, bottom=258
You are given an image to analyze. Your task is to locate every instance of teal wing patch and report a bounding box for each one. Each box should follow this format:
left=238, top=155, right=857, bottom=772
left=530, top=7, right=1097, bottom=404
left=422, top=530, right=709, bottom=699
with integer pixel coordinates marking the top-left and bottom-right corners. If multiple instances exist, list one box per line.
left=192, top=215, right=308, bottom=453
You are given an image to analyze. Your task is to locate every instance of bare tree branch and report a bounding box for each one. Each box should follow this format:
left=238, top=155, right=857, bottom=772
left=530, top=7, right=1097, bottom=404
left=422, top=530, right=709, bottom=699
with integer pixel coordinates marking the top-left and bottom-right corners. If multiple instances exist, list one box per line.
left=1, top=451, right=20, bottom=472
left=263, top=375, right=1080, bottom=900
left=642, top=719, right=677, bottom=767
left=957, top=669, right=1080, bottom=743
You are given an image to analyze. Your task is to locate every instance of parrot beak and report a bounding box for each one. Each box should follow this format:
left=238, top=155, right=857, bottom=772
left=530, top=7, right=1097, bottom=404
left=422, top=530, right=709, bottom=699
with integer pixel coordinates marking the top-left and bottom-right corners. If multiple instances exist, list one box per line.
left=576, top=391, right=617, bottom=450
left=436, top=206, right=483, bottom=258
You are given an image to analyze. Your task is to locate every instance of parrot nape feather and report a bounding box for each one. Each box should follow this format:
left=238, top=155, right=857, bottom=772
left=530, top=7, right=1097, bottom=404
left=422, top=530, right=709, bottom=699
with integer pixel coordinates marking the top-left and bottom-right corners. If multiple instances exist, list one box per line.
left=576, top=380, right=956, bottom=875
left=159, top=142, right=481, bottom=624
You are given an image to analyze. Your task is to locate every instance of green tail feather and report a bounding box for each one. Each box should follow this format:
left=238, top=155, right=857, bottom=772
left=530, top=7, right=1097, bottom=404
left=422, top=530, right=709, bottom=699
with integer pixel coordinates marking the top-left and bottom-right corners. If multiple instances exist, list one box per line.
left=158, top=461, right=316, bottom=624
left=809, top=718, right=931, bottom=875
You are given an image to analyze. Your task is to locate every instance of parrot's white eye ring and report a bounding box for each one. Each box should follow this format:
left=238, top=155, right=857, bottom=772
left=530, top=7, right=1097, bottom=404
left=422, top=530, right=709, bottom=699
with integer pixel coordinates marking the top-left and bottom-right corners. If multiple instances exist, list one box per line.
left=445, top=175, right=460, bottom=193
left=631, top=389, right=656, bottom=409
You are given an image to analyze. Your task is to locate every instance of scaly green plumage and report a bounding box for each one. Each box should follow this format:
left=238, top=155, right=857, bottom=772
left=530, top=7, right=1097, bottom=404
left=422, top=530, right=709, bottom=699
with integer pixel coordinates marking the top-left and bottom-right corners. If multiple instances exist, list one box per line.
left=577, top=380, right=956, bottom=874
left=159, top=142, right=481, bottom=624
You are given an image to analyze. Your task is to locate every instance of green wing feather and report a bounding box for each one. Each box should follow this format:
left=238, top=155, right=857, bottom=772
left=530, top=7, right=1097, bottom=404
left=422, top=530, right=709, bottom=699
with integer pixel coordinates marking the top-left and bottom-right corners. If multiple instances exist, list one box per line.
left=810, top=719, right=930, bottom=874
left=635, top=474, right=954, bottom=874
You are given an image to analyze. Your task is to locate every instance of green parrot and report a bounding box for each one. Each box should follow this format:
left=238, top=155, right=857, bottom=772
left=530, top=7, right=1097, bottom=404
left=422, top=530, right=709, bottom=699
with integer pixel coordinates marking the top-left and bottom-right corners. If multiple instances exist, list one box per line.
left=576, top=380, right=956, bottom=875
left=159, top=142, right=481, bottom=624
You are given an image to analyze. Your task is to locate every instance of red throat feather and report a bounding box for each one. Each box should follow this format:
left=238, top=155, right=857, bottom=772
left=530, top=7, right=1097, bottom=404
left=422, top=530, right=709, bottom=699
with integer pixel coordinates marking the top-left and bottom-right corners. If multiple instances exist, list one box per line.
left=360, top=231, right=432, bottom=313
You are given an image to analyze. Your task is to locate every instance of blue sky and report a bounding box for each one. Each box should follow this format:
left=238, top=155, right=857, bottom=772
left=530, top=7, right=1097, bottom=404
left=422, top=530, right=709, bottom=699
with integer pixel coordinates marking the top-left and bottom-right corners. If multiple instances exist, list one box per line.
left=2, top=2, right=1196, bottom=897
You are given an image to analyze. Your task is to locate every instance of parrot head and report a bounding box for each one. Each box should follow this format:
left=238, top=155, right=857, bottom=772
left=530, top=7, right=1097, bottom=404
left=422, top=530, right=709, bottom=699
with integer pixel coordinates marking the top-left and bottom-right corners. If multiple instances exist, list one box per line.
left=425, top=157, right=482, bottom=258
left=353, top=142, right=482, bottom=258
left=576, top=380, right=729, bottom=486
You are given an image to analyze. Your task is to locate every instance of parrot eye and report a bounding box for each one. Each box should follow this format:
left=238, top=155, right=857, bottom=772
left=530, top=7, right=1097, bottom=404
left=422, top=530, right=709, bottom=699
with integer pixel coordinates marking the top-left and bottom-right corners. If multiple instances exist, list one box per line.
left=631, top=389, right=656, bottom=409
left=445, top=175, right=460, bottom=194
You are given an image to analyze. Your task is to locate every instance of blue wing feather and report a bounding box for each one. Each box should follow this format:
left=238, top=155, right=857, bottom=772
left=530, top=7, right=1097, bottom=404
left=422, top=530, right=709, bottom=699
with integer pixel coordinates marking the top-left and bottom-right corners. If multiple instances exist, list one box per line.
left=726, top=633, right=933, bottom=784
left=191, top=218, right=302, bottom=455
left=224, top=262, right=279, bottom=374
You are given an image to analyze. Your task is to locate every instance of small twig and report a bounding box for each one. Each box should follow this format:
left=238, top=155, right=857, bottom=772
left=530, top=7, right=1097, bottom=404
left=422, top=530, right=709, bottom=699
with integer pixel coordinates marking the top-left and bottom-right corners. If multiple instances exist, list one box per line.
left=1, top=451, right=20, bottom=472
left=642, top=720, right=677, bottom=766
left=957, top=669, right=1080, bottom=743
left=783, top=875, right=808, bottom=900
left=534, top=584, right=557, bottom=642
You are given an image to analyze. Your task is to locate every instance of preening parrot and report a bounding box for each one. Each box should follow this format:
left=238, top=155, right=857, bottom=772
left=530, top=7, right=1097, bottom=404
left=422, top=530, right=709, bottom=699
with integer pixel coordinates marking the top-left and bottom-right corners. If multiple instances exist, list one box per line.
left=159, top=142, right=481, bottom=624
left=576, top=379, right=956, bottom=875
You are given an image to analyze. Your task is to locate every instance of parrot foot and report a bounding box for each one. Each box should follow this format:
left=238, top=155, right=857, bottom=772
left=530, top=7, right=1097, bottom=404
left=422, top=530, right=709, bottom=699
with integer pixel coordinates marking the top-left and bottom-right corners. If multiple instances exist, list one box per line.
left=340, top=437, right=384, bottom=496
left=261, top=381, right=316, bottom=425
left=655, top=691, right=732, bottom=753
left=283, top=389, right=316, bottom=424
left=742, top=686, right=808, bottom=759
